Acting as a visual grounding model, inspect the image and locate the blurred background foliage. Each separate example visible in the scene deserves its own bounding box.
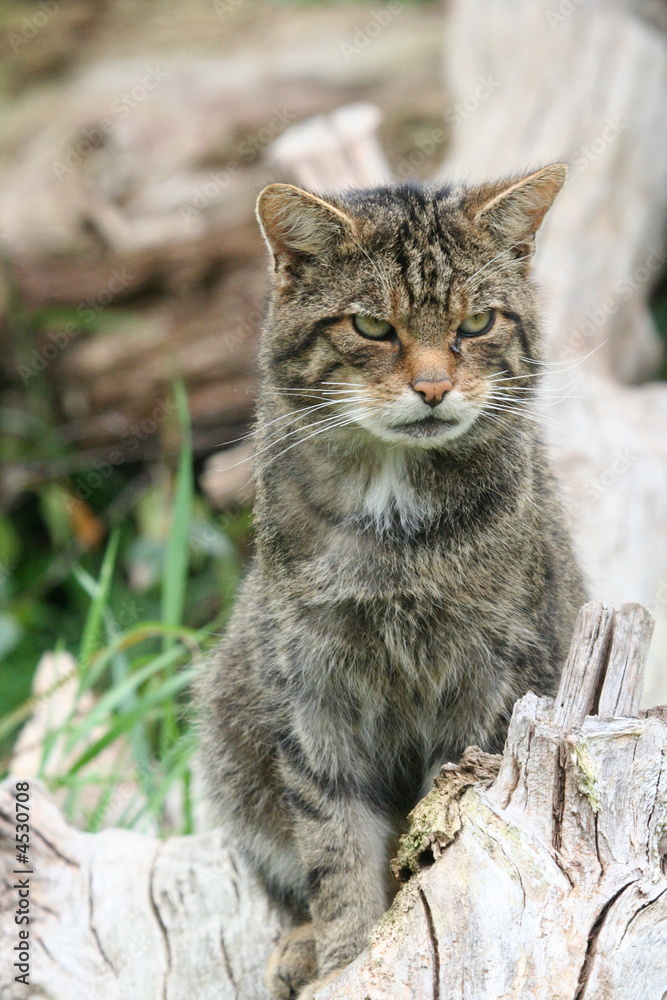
[0,374,251,834]
[0,0,666,836]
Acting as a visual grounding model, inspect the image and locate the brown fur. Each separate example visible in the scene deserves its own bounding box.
[196,166,586,998]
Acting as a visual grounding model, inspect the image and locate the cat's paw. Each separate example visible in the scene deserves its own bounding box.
[296,969,344,999]
[265,924,317,999]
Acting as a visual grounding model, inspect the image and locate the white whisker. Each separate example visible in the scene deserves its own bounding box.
[273,389,366,401]
[487,374,583,395]
[258,397,364,433]
[320,381,367,388]
[519,342,606,367]
[490,388,580,409]
[487,355,594,384]
[213,407,366,473]
[258,406,372,473]
[484,400,564,430]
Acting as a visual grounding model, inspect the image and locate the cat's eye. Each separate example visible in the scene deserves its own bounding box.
[457,309,495,337]
[352,315,395,340]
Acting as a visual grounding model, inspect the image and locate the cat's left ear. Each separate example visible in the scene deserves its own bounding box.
[469,163,567,256]
[256,184,357,273]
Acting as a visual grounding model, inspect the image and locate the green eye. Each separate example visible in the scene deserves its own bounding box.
[352,315,395,340]
[458,309,495,337]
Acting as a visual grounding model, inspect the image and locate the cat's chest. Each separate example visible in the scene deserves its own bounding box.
[352,451,429,533]
[275,451,527,656]
[289,546,513,698]
[289,520,527,687]
[298,510,490,607]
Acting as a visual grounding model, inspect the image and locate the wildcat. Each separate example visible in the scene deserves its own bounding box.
[196,165,586,999]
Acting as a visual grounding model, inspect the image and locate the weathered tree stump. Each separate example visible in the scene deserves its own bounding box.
[1,601,665,999]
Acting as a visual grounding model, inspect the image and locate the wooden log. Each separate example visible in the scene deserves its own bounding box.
[1,602,664,999]
[597,603,655,717]
[0,780,286,1000]
[551,600,616,728]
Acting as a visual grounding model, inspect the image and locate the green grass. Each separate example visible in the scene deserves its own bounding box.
[0,380,250,836]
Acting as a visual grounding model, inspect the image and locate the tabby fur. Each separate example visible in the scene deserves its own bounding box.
[196,165,586,999]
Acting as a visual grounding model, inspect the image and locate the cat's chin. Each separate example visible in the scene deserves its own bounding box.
[391,417,458,438]
[358,412,478,449]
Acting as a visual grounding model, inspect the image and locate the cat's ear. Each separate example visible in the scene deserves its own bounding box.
[256,184,356,272]
[469,164,567,255]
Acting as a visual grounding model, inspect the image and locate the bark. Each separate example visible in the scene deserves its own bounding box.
[320,602,667,1000]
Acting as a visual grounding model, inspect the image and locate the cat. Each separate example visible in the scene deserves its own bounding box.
[196,165,586,999]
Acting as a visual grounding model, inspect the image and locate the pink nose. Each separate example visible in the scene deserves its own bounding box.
[412,379,453,407]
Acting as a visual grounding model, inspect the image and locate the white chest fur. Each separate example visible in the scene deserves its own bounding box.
[357,451,434,532]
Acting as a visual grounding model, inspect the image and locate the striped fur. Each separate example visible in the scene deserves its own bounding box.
[196,167,586,998]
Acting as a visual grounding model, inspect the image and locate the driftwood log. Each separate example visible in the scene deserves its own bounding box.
[1,600,665,999]
[0,786,286,1000]
[321,602,667,999]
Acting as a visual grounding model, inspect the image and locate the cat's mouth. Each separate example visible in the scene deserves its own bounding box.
[390,416,459,437]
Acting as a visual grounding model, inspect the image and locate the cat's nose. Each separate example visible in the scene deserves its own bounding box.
[412,378,453,407]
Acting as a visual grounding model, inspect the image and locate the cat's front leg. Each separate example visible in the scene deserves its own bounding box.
[288,790,392,994]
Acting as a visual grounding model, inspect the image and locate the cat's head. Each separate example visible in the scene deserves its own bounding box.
[255,166,565,451]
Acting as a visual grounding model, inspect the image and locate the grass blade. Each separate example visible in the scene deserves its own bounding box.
[161,380,193,650]
[64,639,195,753]
[65,668,198,775]
[77,528,120,675]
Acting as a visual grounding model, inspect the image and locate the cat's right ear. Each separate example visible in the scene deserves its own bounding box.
[466,164,567,262]
[256,184,356,278]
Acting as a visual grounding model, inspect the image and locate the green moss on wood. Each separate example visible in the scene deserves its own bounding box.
[392,746,501,881]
